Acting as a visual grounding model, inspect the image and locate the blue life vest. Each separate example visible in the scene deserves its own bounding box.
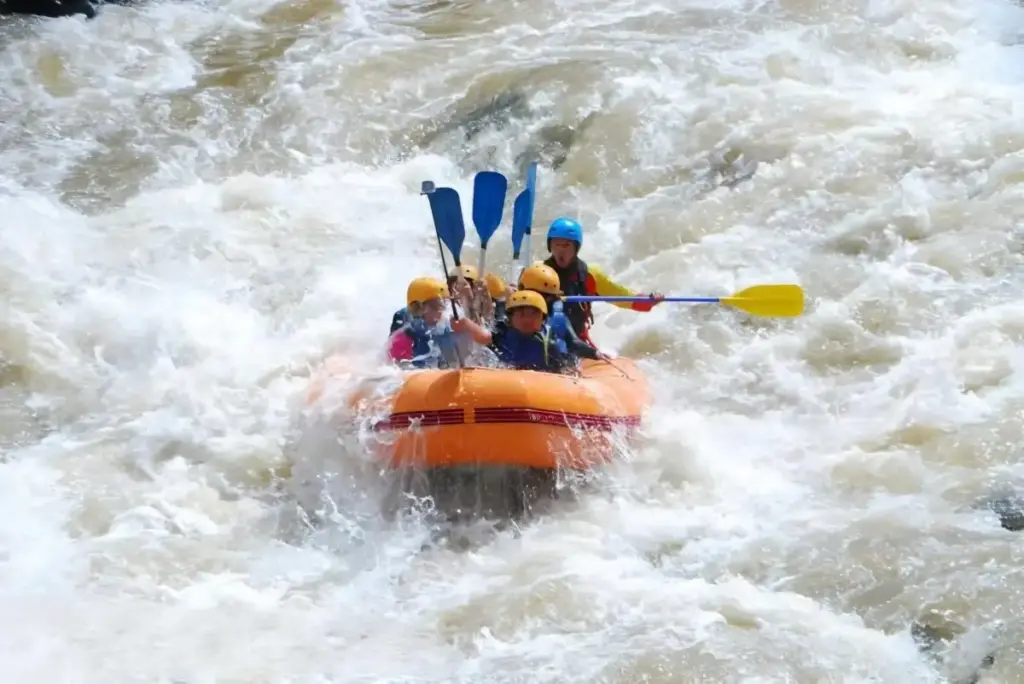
[402,318,460,369]
[492,323,566,372]
[390,307,410,335]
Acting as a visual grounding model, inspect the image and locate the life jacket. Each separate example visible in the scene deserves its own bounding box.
[491,323,565,373]
[544,256,594,338]
[389,307,410,335]
[394,319,454,369]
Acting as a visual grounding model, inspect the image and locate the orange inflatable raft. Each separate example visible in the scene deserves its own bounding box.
[305,358,652,471]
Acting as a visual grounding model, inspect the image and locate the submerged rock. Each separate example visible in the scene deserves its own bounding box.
[1,0,138,19]
[911,617,997,684]
[0,0,96,18]
[415,89,598,178]
[979,493,1024,531]
[414,88,762,197]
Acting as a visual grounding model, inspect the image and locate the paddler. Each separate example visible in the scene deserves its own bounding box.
[447,264,501,324]
[544,217,665,343]
[516,262,606,365]
[446,264,477,316]
[387,277,469,369]
[452,290,602,373]
[483,272,512,324]
[391,265,497,333]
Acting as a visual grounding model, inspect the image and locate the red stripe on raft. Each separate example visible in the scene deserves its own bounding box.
[371,407,640,432]
[372,409,464,431]
[475,407,640,429]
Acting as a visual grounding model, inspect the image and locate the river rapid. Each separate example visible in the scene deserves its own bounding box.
[3,0,1024,681]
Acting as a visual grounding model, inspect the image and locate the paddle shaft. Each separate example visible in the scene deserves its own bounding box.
[477,248,487,287]
[563,295,719,303]
[426,223,459,323]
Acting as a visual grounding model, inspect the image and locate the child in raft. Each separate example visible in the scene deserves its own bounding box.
[515,261,601,362]
[483,272,511,324]
[446,265,517,326]
[386,277,471,369]
[390,268,511,334]
[451,290,606,374]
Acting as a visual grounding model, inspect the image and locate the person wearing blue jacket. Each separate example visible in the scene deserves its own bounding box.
[514,262,602,365]
[387,277,470,369]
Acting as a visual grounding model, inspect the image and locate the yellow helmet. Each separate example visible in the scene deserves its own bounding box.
[518,262,562,296]
[448,264,479,282]
[506,289,549,316]
[483,272,508,299]
[406,277,450,307]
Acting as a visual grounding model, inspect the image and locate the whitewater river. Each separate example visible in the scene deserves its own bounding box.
[3,0,1024,680]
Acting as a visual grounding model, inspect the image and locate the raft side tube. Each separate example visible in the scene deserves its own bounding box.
[336,359,651,470]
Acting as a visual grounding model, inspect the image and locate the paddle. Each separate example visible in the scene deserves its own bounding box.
[421,181,466,320]
[471,171,508,280]
[420,180,469,368]
[562,284,806,318]
[511,162,538,268]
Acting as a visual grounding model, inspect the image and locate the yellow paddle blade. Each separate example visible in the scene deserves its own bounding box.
[720,284,805,318]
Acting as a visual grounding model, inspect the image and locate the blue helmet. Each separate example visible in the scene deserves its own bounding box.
[547,217,583,249]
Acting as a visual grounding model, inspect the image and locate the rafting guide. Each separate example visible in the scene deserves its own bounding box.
[543,216,665,344]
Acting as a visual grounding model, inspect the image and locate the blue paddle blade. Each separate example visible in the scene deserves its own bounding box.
[471,171,508,249]
[426,187,466,262]
[511,190,531,259]
[510,161,538,258]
